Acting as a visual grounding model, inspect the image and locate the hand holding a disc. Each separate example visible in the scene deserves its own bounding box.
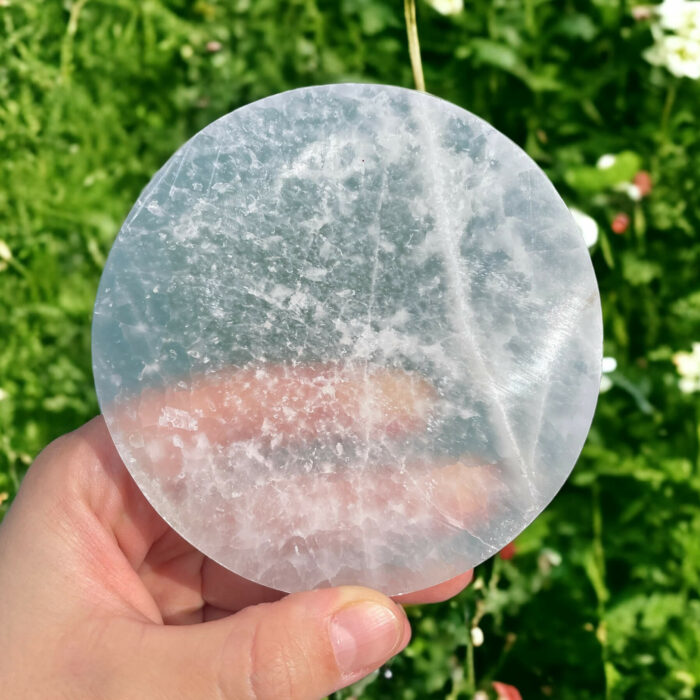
[0,368,473,699]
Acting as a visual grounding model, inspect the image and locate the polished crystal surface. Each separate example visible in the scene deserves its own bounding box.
[92,84,602,595]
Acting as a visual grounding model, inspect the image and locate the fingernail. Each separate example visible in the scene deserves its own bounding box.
[330,602,405,679]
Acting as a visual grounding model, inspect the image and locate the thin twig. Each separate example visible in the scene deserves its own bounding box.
[404,0,426,91]
[660,79,677,149]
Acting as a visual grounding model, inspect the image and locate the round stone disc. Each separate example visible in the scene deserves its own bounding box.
[92,84,602,595]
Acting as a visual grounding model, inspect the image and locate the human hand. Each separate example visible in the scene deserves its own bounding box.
[0,367,475,699]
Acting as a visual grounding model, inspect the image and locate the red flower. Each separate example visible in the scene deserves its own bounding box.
[499,541,517,560]
[493,681,523,700]
[611,213,629,234]
[633,171,652,197]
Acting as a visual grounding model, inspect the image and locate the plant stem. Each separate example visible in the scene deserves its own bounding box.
[404,0,426,91]
[591,481,614,700]
[695,401,700,475]
[660,80,677,148]
[60,0,90,84]
[465,631,476,695]
[524,0,536,36]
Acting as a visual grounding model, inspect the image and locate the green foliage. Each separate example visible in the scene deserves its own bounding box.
[1,0,700,697]
[564,151,642,193]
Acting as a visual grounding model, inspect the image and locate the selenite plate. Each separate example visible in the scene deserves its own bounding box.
[92,84,602,595]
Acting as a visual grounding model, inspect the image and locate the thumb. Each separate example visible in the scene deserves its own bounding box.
[130,586,411,699]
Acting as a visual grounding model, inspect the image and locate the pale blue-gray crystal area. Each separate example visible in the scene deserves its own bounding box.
[92,84,602,595]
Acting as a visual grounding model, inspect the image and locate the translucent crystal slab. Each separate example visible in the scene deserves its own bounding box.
[92,84,602,595]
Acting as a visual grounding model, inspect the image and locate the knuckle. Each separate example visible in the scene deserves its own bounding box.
[30,429,89,480]
[29,436,83,497]
[243,609,314,700]
[20,432,78,496]
[24,418,109,502]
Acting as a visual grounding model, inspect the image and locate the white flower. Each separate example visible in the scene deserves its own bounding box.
[664,34,700,77]
[657,0,700,39]
[602,356,618,373]
[538,548,563,574]
[426,0,463,15]
[644,2,700,78]
[596,154,617,169]
[542,548,563,566]
[673,343,700,376]
[615,182,643,201]
[570,208,599,247]
[645,33,700,78]
[0,388,8,401]
[673,343,700,393]
[0,240,12,261]
[471,626,485,647]
[679,377,700,393]
[600,356,617,392]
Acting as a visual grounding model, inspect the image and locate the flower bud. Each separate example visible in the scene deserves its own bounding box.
[611,213,630,234]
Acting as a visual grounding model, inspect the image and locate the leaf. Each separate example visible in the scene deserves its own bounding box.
[557,13,598,41]
[640,593,685,630]
[469,39,562,92]
[358,4,399,35]
[471,38,521,72]
[583,548,609,604]
[597,228,615,268]
[621,252,662,286]
[605,594,647,653]
[604,661,623,692]
[564,151,643,193]
[519,68,563,92]
[671,290,700,323]
[622,250,662,287]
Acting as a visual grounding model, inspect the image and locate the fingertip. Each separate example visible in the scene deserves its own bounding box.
[239,585,409,697]
[391,569,474,605]
[399,605,412,648]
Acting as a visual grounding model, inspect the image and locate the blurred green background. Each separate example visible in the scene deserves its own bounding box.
[2,1,700,697]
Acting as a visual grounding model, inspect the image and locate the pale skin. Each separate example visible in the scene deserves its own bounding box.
[0,368,474,699]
